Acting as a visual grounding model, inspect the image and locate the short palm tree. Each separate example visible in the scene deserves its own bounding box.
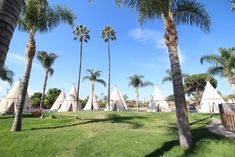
[11,0,75,132]
[37,51,58,110]
[83,69,106,110]
[102,26,116,111]
[128,74,153,112]
[117,0,211,148]
[0,66,14,85]
[162,69,189,84]
[200,47,235,96]
[73,24,90,110]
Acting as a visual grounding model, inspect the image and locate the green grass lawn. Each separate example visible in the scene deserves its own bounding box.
[0,112,234,157]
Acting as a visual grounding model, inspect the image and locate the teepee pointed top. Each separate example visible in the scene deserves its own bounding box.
[153,86,165,101]
[201,81,224,100]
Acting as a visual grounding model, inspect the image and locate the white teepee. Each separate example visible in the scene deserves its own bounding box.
[148,86,171,112]
[58,86,81,112]
[0,82,32,114]
[50,90,66,111]
[83,91,99,110]
[109,87,128,111]
[199,81,225,113]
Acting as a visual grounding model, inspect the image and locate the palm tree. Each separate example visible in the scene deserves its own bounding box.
[0,0,25,69]
[37,51,58,110]
[162,69,189,84]
[200,47,235,96]
[0,66,14,85]
[73,25,90,110]
[117,0,211,148]
[102,26,116,111]
[232,0,235,10]
[128,74,153,112]
[83,69,106,110]
[11,0,75,132]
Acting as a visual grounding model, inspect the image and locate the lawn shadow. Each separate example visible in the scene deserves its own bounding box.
[27,114,145,131]
[145,115,228,157]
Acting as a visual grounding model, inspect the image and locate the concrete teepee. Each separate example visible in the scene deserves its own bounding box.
[199,81,225,113]
[110,87,128,111]
[83,91,99,110]
[58,86,81,112]
[148,86,171,112]
[0,82,32,114]
[50,90,66,111]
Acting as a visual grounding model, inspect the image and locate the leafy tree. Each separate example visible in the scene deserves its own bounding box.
[0,66,14,85]
[117,0,211,148]
[184,73,217,106]
[44,88,61,109]
[102,26,116,111]
[128,74,153,111]
[123,94,128,102]
[11,0,75,132]
[162,69,189,84]
[80,97,89,108]
[73,24,90,110]
[37,51,58,110]
[0,0,24,69]
[30,92,42,108]
[166,94,175,102]
[200,48,235,96]
[83,69,106,110]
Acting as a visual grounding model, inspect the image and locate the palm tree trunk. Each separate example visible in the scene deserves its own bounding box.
[11,29,36,131]
[91,81,94,111]
[39,70,49,110]
[107,39,111,111]
[163,14,192,148]
[76,41,83,111]
[0,0,25,69]
[136,88,139,112]
[195,87,199,106]
[228,78,235,96]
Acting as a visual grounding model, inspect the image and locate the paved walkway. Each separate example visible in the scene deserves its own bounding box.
[207,118,235,139]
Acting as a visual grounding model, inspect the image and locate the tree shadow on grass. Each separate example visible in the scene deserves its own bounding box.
[145,116,228,157]
[27,114,145,131]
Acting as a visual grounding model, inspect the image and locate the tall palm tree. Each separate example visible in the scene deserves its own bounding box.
[102,26,116,111]
[201,47,235,96]
[73,24,90,110]
[0,0,25,69]
[117,0,211,148]
[11,0,75,132]
[37,51,58,110]
[128,74,153,112]
[83,69,106,110]
[0,66,14,85]
[232,0,235,10]
[162,69,189,84]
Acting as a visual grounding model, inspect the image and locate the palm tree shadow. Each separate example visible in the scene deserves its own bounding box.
[145,116,226,157]
[145,140,178,157]
[27,114,145,131]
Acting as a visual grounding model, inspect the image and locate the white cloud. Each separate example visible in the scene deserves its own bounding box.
[8,53,42,70]
[129,28,186,64]
[129,28,166,49]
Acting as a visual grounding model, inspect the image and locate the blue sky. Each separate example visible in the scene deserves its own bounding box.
[1,0,235,101]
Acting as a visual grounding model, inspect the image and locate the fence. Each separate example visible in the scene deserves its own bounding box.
[219,103,235,133]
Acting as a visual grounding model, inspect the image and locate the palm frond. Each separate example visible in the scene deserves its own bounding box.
[142,81,154,87]
[207,66,225,78]
[173,0,211,33]
[162,76,172,84]
[0,66,14,85]
[96,79,106,87]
